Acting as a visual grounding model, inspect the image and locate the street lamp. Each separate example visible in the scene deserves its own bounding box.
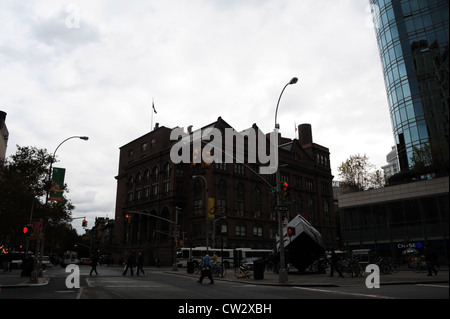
[192,175,209,252]
[274,77,298,283]
[30,135,89,283]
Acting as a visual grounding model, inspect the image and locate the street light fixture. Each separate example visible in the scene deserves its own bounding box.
[30,135,89,284]
[275,77,298,129]
[274,77,298,283]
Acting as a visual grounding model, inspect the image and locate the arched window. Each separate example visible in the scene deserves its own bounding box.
[143,169,150,184]
[151,166,159,183]
[135,172,142,185]
[163,162,171,179]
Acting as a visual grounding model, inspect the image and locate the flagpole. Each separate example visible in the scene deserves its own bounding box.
[151,97,154,130]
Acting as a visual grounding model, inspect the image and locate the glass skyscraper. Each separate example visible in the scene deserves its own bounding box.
[370,0,449,177]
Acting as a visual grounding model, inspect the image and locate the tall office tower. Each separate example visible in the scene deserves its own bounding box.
[370,0,449,178]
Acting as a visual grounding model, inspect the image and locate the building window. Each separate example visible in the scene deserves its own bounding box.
[253,187,261,218]
[234,164,245,175]
[176,165,183,178]
[308,196,315,223]
[141,142,147,152]
[136,172,142,185]
[269,227,277,239]
[143,169,150,184]
[163,181,170,197]
[127,175,134,189]
[151,166,159,183]
[306,179,313,191]
[253,225,263,237]
[194,199,203,215]
[128,148,134,158]
[217,179,227,215]
[236,224,246,237]
[236,183,245,216]
[163,162,171,179]
[151,185,158,198]
[215,162,227,170]
[321,182,329,194]
[150,138,155,148]
[127,191,133,202]
[294,175,302,188]
[323,200,330,225]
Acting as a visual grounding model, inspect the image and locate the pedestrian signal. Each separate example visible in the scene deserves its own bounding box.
[287,226,295,237]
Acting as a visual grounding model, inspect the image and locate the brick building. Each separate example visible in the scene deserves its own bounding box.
[113,117,336,266]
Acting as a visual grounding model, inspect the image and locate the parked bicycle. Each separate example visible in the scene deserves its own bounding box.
[211,262,226,278]
[236,264,251,278]
[409,258,440,273]
[338,257,363,277]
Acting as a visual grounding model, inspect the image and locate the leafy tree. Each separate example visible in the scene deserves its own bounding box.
[338,154,385,193]
[0,145,76,251]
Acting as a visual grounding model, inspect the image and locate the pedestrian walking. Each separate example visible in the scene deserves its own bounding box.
[197,252,214,284]
[89,253,99,276]
[329,248,343,278]
[424,245,438,276]
[123,252,135,276]
[136,251,145,276]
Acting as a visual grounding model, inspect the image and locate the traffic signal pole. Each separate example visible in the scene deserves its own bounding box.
[125,209,181,270]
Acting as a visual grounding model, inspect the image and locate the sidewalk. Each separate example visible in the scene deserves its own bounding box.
[166,266,449,287]
[0,269,50,288]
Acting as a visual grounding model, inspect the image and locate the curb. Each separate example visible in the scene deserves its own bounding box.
[0,277,50,289]
[164,270,449,288]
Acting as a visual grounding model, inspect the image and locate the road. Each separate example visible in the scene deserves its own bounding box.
[1,265,448,301]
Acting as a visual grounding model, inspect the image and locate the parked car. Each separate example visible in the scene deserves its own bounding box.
[41,256,53,269]
[240,258,258,271]
[80,258,92,265]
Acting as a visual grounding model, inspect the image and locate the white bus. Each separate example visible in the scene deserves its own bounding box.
[177,247,273,268]
[234,248,274,260]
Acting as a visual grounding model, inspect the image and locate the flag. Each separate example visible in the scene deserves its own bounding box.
[49,167,66,201]
[152,101,157,114]
[208,197,215,220]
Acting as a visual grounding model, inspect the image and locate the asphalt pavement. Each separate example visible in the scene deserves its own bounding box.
[1,264,448,289]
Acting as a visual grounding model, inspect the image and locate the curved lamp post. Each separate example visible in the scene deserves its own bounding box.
[31,135,89,283]
[274,77,298,283]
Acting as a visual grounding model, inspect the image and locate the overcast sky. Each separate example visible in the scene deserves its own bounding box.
[1,0,394,234]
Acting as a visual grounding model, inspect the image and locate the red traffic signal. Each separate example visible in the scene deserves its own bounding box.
[23,225,32,235]
[287,226,295,237]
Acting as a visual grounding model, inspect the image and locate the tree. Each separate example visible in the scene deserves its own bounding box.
[0,146,76,251]
[338,154,385,193]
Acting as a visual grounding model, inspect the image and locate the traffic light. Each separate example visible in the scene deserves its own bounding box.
[281,182,290,199]
[125,214,132,223]
[287,226,296,237]
[82,219,87,227]
[192,147,201,167]
[23,225,32,235]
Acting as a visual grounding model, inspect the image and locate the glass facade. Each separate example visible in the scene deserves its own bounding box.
[370,0,449,173]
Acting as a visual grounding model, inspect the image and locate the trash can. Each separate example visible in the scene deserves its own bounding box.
[187,261,194,274]
[253,260,264,280]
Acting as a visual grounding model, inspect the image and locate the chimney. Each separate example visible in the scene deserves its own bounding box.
[0,111,6,129]
[298,123,312,145]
